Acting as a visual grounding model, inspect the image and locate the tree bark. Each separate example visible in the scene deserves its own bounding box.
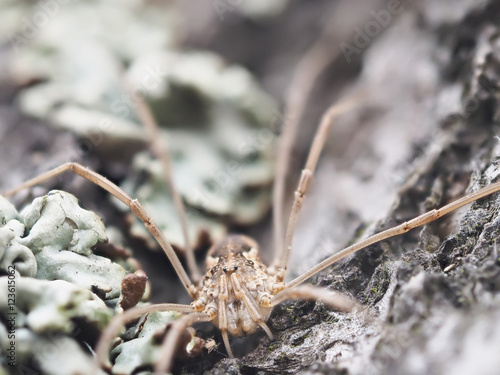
[200,1,500,374]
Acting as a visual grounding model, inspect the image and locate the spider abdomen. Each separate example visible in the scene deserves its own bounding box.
[192,235,276,337]
[225,294,273,336]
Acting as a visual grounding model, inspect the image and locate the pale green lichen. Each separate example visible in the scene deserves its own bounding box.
[0,277,110,334]
[6,0,277,250]
[0,190,202,374]
[20,49,278,251]
[0,196,36,277]
[5,328,105,375]
[118,51,276,249]
[0,191,150,374]
[18,191,126,298]
[21,191,107,256]
[0,272,112,375]
[110,311,181,375]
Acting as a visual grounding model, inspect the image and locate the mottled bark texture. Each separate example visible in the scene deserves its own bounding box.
[192,1,500,374]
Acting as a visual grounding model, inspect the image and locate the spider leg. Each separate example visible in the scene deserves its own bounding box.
[286,179,500,289]
[216,274,235,358]
[272,8,344,259]
[130,90,202,284]
[94,303,195,371]
[271,0,375,272]
[2,162,198,297]
[268,285,359,312]
[155,311,212,373]
[221,329,234,359]
[273,92,365,277]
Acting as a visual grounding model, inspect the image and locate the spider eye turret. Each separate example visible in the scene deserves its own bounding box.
[222,265,239,273]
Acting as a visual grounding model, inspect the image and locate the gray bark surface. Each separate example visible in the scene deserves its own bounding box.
[197,1,500,374]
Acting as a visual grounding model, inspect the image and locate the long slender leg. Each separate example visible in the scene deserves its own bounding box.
[155,312,212,373]
[285,180,500,289]
[2,162,198,297]
[268,285,359,313]
[94,303,195,370]
[271,1,384,269]
[274,92,365,276]
[131,92,202,284]
[272,7,345,266]
[216,274,235,358]
[221,330,234,359]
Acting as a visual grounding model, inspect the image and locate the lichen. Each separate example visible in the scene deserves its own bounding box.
[110,310,181,374]
[4,0,278,252]
[17,191,127,299]
[0,191,154,374]
[114,51,277,250]
[0,196,36,277]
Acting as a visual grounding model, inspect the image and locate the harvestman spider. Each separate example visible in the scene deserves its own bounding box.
[4,92,500,373]
[3,19,500,371]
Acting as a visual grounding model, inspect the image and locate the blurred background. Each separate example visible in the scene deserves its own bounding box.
[0,0,373,300]
[1,0,499,374]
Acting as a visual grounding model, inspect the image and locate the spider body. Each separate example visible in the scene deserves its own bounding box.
[193,235,280,342]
